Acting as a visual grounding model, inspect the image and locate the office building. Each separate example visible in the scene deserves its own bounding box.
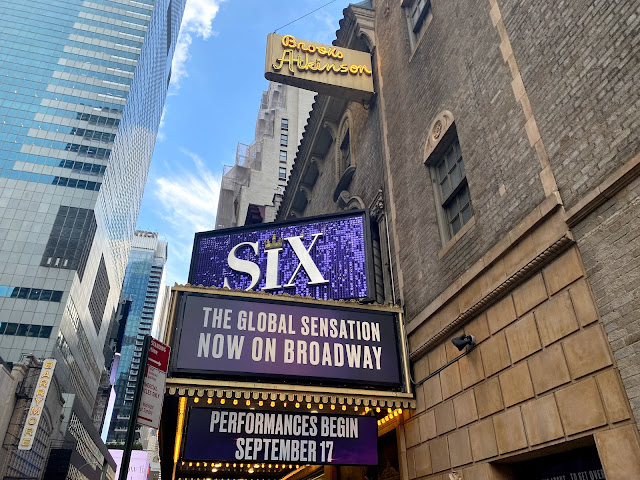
[0,0,184,477]
[215,82,314,229]
[106,230,167,444]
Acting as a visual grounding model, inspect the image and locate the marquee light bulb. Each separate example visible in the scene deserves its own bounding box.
[207,398,212,404]
[193,397,199,403]
[376,407,381,413]
[259,401,263,406]
[306,403,311,409]
[342,405,346,411]
[319,404,323,409]
[246,400,251,406]
[295,402,300,408]
[270,401,275,407]
[233,399,238,405]
[220,399,226,404]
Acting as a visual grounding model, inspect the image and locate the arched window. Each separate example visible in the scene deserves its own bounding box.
[424,111,473,243]
[340,127,351,172]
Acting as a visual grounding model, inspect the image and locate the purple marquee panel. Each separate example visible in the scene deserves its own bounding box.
[172,293,402,387]
[189,211,372,300]
[184,408,379,465]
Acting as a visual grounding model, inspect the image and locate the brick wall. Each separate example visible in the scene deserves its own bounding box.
[299,99,386,219]
[499,0,640,208]
[573,175,640,431]
[375,0,548,320]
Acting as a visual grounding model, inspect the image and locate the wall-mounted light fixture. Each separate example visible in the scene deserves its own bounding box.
[451,334,476,351]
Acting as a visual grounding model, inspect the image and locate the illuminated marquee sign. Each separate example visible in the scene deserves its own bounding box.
[189,210,374,301]
[18,359,56,450]
[265,33,374,103]
[169,289,404,389]
[184,408,378,465]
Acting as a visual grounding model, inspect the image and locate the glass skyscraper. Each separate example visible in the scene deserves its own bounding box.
[106,230,167,444]
[0,0,184,477]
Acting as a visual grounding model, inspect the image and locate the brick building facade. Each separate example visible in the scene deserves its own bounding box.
[278,0,640,478]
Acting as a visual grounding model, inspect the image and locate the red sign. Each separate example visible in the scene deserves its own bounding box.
[148,338,170,372]
[137,339,170,429]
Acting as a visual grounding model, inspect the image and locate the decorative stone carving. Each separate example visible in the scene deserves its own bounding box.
[424,110,455,164]
[369,189,385,221]
[337,190,365,210]
[333,165,357,202]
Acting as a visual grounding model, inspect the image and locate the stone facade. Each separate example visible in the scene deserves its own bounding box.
[278,0,640,478]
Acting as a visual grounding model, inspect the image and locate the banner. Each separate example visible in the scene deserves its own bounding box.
[184,408,378,465]
[18,359,56,450]
[172,292,402,387]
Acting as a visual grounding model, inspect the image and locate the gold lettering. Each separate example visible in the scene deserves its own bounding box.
[278,35,344,59]
[272,50,297,74]
[25,428,34,436]
[28,417,37,425]
[281,35,296,48]
[35,398,43,405]
[30,407,41,416]
[21,438,31,446]
[272,36,372,78]
[44,361,54,369]
[42,371,50,378]
[36,389,45,396]
[38,379,48,387]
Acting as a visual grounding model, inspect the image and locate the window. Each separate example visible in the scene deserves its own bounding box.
[279,150,287,163]
[280,134,288,147]
[281,118,289,131]
[340,128,351,171]
[404,0,432,47]
[278,167,287,181]
[432,138,472,239]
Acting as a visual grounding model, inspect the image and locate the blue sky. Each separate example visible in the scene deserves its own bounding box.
[136,0,350,286]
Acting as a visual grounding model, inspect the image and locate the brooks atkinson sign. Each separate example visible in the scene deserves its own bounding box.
[170,291,403,388]
[265,33,374,103]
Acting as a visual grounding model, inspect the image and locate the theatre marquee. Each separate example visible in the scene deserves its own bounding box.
[166,286,408,392]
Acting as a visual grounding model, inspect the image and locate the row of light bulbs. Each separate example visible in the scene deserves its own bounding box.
[190,396,402,415]
[377,408,403,425]
[182,462,300,470]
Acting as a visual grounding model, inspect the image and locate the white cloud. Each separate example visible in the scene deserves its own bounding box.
[170,0,222,90]
[313,8,340,45]
[153,149,221,284]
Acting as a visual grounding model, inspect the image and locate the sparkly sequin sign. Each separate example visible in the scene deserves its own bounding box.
[189,212,372,300]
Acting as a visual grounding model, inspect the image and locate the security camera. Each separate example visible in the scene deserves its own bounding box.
[451,334,476,351]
